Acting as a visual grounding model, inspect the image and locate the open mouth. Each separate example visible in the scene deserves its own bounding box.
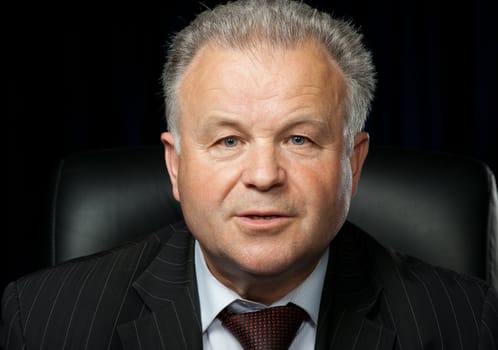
[247,215,280,220]
[235,212,292,232]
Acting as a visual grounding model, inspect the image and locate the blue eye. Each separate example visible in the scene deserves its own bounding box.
[290,135,307,145]
[222,137,239,147]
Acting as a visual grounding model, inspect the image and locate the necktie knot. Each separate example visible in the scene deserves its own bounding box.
[218,303,307,350]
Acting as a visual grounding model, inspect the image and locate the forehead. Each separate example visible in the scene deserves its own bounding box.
[177,40,347,125]
[183,38,344,86]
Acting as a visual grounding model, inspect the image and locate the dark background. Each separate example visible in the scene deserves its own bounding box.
[5,0,497,292]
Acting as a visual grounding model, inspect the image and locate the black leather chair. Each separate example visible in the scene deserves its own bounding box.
[49,145,498,290]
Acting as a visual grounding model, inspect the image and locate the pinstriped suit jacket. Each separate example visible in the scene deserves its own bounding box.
[1,221,497,349]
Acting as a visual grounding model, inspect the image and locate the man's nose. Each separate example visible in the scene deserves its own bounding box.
[241,143,286,191]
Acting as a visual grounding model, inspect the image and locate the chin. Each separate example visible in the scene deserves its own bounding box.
[235,247,305,277]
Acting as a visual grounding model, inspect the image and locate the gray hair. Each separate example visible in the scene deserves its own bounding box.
[162,0,376,152]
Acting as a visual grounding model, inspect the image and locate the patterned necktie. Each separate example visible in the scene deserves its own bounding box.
[218,303,307,350]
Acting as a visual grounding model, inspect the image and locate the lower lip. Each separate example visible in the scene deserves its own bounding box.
[235,216,292,232]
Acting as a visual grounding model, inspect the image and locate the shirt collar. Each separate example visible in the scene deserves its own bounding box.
[195,240,329,332]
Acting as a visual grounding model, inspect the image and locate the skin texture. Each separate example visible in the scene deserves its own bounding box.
[161,40,369,305]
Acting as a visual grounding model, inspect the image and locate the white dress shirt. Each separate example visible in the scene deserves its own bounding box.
[194,241,329,350]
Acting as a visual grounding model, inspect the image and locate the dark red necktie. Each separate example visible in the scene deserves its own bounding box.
[218,303,307,350]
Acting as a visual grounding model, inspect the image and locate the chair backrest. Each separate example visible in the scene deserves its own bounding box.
[50,145,498,290]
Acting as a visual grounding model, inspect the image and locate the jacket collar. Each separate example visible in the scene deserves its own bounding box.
[315,221,396,349]
[118,222,202,350]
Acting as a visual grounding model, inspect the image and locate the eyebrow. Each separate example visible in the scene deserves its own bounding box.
[198,114,245,130]
[280,117,331,132]
[194,115,244,140]
[197,113,332,134]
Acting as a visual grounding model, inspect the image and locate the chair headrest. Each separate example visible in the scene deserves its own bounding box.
[51,146,182,264]
[50,145,497,289]
[349,146,497,287]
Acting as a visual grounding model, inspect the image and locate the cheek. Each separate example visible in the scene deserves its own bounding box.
[338,159,353,201]
[176,155,241,208]
[328,162,353,226]
[176,168,222,240]
[302,159,352,223]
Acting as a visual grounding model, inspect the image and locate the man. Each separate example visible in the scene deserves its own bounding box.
[2,0,497,349]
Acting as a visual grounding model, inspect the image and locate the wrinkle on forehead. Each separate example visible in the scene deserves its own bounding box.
[178,40,347,134]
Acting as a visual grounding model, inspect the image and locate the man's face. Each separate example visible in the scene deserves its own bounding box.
[162,41,368,301]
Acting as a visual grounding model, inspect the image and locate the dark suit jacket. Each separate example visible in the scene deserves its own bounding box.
[1,221,497,349]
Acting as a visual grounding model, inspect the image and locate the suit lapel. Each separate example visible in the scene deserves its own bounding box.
[117,221,397,350]
[315,222,396,350]
[118,222,202,350]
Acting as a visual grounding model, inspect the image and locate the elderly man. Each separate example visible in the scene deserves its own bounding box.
[2,0,497,349]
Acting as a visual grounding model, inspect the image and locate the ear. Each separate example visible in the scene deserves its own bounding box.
[161,132,181,202]
[349,132,369,197]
